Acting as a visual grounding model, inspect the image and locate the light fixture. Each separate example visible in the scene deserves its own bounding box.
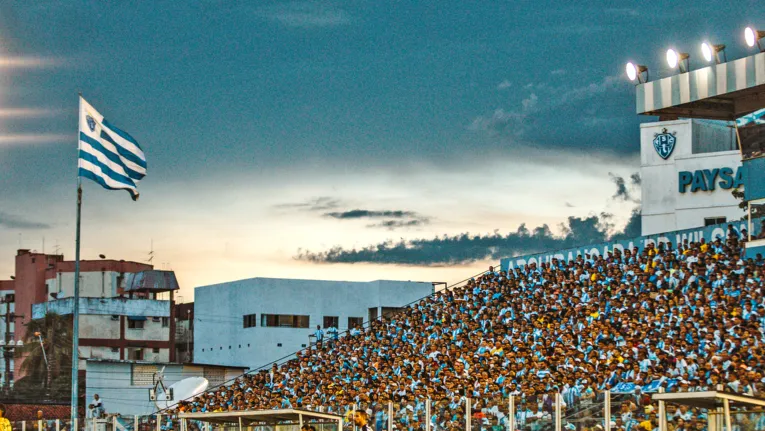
[15,340,23,347]
[746,27,765,52]
[625,62,649,83]
[701,42,726,64]
[667,48,690,73]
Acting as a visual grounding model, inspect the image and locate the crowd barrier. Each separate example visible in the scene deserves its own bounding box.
[18,386,765,431]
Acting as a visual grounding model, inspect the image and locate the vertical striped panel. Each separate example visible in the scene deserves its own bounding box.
[736,57,748,90]
[746,55,757,88]
[669,74,681,106]
[727,61,738,92]
[716,63,727,95]
[679,72,690,104]
[654,79,665,110]
[636,84,645,113]
[644,82,654,112]
[696,67,709,100]
[755,52,765,85]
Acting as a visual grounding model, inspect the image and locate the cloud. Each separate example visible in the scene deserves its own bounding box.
[0,133,72,146]
[609,172,630,201]
[565,202,575,208]
[0,108,62,118]
[295,210,641,265]
[367,219,429,230]
[274,196,342,211]
[468,108,525,137]
[497,80,512,91]
[630,173,641,186]
[468,74,632,153]
[609,172,641,203]
[324,209,417,219]
[0,56,59,69]
[521,93,538,112]
[296,173,642,265]
[550,69,566,76]
[258,2,351,28]
[0,211,51,230]
[324,209,431,230]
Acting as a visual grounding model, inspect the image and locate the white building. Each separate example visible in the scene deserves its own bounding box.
[641,118,742,235]
[85,359,246,416]
[194,278,433,370]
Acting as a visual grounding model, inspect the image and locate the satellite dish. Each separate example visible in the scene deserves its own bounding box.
[154,376,208,410]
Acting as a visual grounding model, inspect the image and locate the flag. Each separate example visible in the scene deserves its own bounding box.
[78,97,146,200]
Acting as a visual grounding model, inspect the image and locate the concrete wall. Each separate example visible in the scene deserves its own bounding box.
[641,119,743,235]
[46,271,120,299]
[32,298,171,319]
[194,278,432,371]
[85,361,246,416]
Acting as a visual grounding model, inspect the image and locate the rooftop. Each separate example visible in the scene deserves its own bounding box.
[85,358,248,370]
[636,51,765,120]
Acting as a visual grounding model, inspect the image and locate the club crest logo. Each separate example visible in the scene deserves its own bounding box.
[86,115,97,132]
[653,128,676,160]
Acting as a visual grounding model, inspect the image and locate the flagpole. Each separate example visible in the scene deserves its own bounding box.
[71,94,82,421]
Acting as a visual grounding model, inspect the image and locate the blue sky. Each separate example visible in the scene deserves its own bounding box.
[0,1,758,300]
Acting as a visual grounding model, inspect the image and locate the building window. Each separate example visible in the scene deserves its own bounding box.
[161,317,170,327]
[704,217,726,226]
[111,347,119,353]
[153,348,160,354]
[260,314,309,328]
[348,317,363,329]
[243,314,257,328]
[128,319,145,329]
[128,349,145,362]
[323,316,339,328]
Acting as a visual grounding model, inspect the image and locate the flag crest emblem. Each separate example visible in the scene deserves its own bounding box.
[653,128,676,160]
[86,115,96,132]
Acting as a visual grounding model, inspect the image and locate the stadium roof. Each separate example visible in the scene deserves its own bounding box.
[636,52,765,120]
[179,409,342,425]
[653,390,765,409]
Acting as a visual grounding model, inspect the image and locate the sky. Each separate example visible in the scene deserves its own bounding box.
[0,1,759,301]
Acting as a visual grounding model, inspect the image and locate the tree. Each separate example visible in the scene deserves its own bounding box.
[19,313,73,393]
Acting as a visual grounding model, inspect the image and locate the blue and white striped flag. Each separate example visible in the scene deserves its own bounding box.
[78,97,146,200]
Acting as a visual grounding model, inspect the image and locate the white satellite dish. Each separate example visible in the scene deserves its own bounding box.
[154,376,209,410]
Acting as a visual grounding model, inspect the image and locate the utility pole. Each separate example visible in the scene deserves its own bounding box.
[1,294,22,394]
[4,301,10,392]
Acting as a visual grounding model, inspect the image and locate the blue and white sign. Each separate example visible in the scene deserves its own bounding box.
[500,218,760,272]
[653,128,676,160]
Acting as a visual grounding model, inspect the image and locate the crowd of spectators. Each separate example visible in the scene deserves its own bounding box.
[174,228,765,431]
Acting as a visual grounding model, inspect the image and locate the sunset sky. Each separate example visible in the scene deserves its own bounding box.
[0,1,756,301]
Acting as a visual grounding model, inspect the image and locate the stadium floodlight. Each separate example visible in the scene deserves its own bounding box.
[625,62,648,83]
[746,27,765,52]
[667,48,690,73]
[701,42,726,64]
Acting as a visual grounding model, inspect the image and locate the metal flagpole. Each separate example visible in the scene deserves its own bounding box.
[71,94,83,421]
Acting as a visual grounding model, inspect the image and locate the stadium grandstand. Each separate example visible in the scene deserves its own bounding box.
[167,229,765,431]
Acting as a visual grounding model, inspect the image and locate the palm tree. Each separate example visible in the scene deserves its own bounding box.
[20,313,73,390]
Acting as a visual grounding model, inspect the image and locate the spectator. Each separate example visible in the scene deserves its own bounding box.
[0,405,9,431]
[170,234,764,431]
[314,325,324,348]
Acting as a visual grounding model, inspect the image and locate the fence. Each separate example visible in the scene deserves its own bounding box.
[15,387,754,431]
